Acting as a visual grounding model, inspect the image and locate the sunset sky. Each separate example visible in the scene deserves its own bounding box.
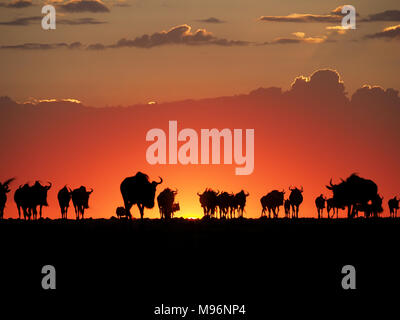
[0,0,399,219]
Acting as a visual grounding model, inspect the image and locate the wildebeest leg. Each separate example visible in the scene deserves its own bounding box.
[17,205,21,219]
[137,203,144,219]
[39,205,43,219]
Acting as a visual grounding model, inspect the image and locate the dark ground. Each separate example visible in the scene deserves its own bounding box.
[0,217,398,317]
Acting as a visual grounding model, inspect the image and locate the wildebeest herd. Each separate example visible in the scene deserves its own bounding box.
[0,172,399,220]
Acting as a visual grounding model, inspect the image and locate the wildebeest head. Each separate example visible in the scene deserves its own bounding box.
[32,181,52,206]
[0,178,14,195]
[289,186,303,206]
[72,186,93,209]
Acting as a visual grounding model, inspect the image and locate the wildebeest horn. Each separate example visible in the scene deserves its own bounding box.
[89,188,94,193]
[289,185,293,191]
[155,177,163,185]
[300,186,303,192]
[329,179,334,187]
[197,192,201,196]
[245,192,250,196]
[46,181,52,188]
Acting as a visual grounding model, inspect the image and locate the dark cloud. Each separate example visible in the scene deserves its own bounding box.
[269,34,326,45]
[0,16,106,26]
[365,24,400,40]
[362,10,400,22]
[259,13,341,23]
[196,17,225,24]
[57,0,110,13]
[107,24,250,49]
[87,43,106,50]
[286,69,348,104]
[351,85,400,107]
[59,17,107,25]
[0,0,32,8]
[0,16,40,26]
[258,6,359,23]
[0,42,82,50]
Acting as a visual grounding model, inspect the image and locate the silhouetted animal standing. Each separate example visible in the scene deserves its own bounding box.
[58,186,72,219]
[198,189,219,218]
[0,178,14,219]
[116,206,132,219]
[30,181,52,219]
[71,186,93,219]
[235,190,249,218]
[315,194,326,219]
[261,190,284,218]
[289,186,303,218]
[14,184,30,219]
[120,172,162,219]
[326,197,344,218]
[13,181,51,219]
[388,197,399,218]
[327,174,379,218]
[157,188,179,219]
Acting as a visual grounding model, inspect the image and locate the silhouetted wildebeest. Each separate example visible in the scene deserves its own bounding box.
[14,184,30,219]
[354,193,383,218]
[315,194,326,219]
[326,174,379,218]
[116,206,132,219]
[234,190,249,218]
[120,172,162,219]
[198,188,219,218]
[388,196,399,218]
[157,188,180,219]
[13,181,51,220]
[0,178,14,219]
[71,186,93,220]
[260,190,284,218]
[31,181,52,219]
[58,186,72,219]
[326,197,344,218]
[289,186,303,218]
[217,192,232,219]
[284,199,291,218]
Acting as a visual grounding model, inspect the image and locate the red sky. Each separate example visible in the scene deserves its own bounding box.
[1,1,399,219]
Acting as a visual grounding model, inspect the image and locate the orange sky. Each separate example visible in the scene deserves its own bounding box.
[1,1,400,219]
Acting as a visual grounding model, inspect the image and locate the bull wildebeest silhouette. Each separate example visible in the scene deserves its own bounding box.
[58,186,72,219]
[388,196,399,218]
[120,172,162,219]
[0,178,14,219]
[157,188,180,219]
[260,190,284,218]
[289,186,303,218]
[71,186,93,220]
[234,190,249,218]
[315,194,326,219]
[13,181,51,220]
[198,188,219,218]
[116,206,132,219]
[326,174,379,218]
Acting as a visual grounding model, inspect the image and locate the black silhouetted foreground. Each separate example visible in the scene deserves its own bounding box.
[0,216,399,317]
